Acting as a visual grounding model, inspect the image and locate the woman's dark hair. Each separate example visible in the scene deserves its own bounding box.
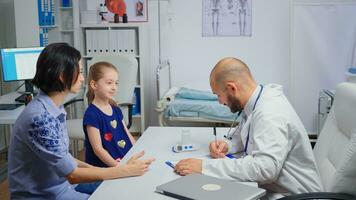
[32,43,81,94]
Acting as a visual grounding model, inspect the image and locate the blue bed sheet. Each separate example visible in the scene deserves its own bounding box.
[164,88,237,122]
[175,87,218,101]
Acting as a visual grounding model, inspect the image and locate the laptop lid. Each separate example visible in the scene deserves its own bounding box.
[156,173,266,200]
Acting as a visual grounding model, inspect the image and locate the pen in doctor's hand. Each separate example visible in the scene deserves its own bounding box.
[213,126,217,146]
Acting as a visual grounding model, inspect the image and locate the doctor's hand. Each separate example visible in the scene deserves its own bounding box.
[174,158,202,176]
[209,140,228,158]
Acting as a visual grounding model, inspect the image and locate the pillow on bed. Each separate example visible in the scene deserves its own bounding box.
[176,87,218,101]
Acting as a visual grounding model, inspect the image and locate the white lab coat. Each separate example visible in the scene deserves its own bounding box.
[202,84,323,199]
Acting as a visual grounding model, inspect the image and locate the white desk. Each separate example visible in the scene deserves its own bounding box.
[90,126,229,200]
[0,92,25,124]
[0,90,83,125]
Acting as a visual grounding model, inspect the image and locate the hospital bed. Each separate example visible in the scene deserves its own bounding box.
[155,61,239,127]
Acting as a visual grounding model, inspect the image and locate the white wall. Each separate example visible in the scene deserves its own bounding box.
[290,0,356,133]
[147,0,291,126]
[80,0,355,133]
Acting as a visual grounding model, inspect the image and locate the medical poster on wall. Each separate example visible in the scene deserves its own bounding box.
[125,0,148,22]
[202,0,252,37]
[105,0,148,22]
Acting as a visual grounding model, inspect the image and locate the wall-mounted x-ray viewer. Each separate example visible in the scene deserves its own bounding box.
[0,47,43,99]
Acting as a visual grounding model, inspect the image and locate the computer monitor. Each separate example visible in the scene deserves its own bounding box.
[0,47,43,94]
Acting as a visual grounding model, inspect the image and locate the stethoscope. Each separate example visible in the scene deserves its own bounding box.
[224,85,264,157]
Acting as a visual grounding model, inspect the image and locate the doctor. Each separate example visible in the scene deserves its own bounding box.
[175,57,322,198]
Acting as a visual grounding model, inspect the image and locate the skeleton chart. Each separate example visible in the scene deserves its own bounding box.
[202,0,252,37]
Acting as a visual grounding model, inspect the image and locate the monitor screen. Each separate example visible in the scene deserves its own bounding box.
[0,47,43,82]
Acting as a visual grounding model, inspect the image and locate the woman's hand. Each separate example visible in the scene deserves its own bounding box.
[124,151,155,176]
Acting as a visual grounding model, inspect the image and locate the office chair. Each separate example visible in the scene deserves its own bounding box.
[66,54,138,158]
[278,82,356,200]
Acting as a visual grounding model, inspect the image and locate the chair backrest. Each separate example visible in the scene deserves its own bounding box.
[313,82,356,195]
[87,54,138,105]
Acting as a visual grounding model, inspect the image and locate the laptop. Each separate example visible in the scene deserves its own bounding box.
[156,173,266,200]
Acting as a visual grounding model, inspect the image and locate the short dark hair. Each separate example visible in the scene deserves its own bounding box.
[32,43,81,94]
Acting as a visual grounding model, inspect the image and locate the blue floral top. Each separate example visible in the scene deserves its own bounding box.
[8,91,89,200]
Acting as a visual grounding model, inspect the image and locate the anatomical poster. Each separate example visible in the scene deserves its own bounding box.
[202,0,252,37]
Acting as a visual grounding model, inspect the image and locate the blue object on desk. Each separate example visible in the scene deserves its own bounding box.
[165,161,175,169]
[225,154,235,159]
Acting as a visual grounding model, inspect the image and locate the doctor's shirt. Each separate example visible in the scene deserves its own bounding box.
[202,84,322,199]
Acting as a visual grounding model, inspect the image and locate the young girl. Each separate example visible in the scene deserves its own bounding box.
[83,61,136,167]
[8,43,154,200]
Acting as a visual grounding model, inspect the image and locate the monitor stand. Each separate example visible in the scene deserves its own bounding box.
[25,80,34,94]
[15,80,37,103]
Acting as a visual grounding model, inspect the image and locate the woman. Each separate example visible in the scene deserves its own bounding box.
[7,43,154,200]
